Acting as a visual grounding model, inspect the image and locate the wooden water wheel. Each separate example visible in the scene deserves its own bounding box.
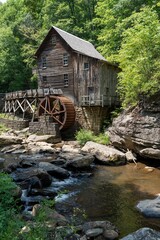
[38,96,75,130]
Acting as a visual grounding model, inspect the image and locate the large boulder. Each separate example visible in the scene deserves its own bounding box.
[108,93,160,159]
[121,227,160,240]
[0,133,23,147]
[11,168,52,187]
[81,141,126,165]
[26,134,61,144]
[65,154,94,169]
[38,162,70,179]
[136,196,160,218]
[62,144,81,154]
[26,142,55,154]
[1,144,26,154]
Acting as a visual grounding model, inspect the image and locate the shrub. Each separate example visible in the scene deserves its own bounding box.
[0,173,22,240]
[75,129,110,146]
[94,133,110,145]
[75,129,95,145]
[0,173,51,240]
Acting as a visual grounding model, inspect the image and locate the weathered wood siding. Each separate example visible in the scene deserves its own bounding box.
[73,53,100,104]
[36,29,119,107]
[36,29,74,101]
[99,64,119,106]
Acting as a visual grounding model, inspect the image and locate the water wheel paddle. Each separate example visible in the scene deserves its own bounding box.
[38,96,75,130]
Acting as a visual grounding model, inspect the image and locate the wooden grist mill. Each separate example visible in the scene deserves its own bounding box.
[4,88,75,130]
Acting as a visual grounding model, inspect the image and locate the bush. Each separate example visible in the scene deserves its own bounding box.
[75,129,110,146]
[75,129,95,145]
[0,173,51,240]
[94,133,110,145]
[0,173,22,240]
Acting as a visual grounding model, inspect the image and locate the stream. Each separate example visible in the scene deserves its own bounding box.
[54,162,160,238]
[1,153,160,238]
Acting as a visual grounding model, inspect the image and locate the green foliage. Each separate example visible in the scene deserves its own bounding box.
[94,133,110,145]
[75,129,95,145]
[75,129,110,146]
[95,0,159,61]
[0,0,98,92]
[0,173,53,240]
[0,0,159,108]
[95,0,160,106]
[0,173,22,240]
[0,123,9,134]
[110,107,122,120]
[117,7,160,107]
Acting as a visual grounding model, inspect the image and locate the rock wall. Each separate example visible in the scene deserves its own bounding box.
[29,115,61,138]
[108,92,160,159]
[0,118,29,130]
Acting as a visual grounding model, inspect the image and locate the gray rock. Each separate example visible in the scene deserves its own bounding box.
[39,162,70,179]
[86,228,103,237]
[1,144,25,154]
[30,188,57,197]
[120,227,160,240]
[19,153,53,162]
[27,134,61,144]
[58,152,83,161]
[136,196,160,217]
[0,134,22,146]
[109,93,160,159]
[103,229,119,239]
[27,141,55,154]
[50,159,66,166]
[11,168,52,187]
[66,154,94,169]
[62,144,81,153]
[82,141,126,165]
[140,148,160,159]
[82,221,118,235]
[80,236,87,240]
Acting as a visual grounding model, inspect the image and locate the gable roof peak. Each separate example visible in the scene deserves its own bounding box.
[52,26,106,61]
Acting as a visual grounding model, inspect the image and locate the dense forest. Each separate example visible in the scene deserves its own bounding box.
[0,0,159,107]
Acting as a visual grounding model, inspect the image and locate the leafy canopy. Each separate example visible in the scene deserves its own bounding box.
[117,7,160,107]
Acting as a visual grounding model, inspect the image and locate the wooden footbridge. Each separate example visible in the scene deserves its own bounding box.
[4,88,75,130]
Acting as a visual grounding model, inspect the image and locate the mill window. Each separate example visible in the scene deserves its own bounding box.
[42,76,47,82]
[63,53,68,66]
[42,56,47,68]
[51,36,56,46]
[84,62,89,70]
[64,74,69,87]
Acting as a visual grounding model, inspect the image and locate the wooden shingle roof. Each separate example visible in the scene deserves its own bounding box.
[35,26,106,61]
[53,26,106,61]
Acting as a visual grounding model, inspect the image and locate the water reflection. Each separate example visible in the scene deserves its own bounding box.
[1,151,160,238]
[55,163,160,237]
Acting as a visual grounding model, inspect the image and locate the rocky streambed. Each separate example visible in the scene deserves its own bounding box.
[0,129,160,239]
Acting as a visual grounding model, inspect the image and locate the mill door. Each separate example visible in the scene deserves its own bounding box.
[88,87,95,104]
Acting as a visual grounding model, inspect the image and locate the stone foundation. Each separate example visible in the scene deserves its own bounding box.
[0,118,29,130]
[29,115,61,138]
[75,106,110,133]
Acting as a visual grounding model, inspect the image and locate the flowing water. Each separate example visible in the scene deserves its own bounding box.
[1,152,160,238]
[54,162,160,238]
